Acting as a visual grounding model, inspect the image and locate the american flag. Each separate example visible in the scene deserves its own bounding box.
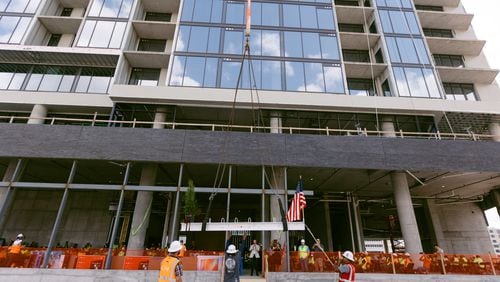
[286,177,306,222]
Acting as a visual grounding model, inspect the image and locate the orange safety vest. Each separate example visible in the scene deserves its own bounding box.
[339,263,356,282]
[8,244,21,254]
[179,245,186,257]
[158,256,180,282]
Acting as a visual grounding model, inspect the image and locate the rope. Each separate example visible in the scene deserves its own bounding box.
[130,200,152,236]
[305,224,336,268]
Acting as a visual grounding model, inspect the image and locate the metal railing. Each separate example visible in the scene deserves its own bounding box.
[0,115,495,142]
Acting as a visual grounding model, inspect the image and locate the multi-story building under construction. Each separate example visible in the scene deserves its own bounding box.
[1,0,500,257]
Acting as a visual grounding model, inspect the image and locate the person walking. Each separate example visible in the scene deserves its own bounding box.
[223,244,241,282]
[338,251,356,282]
[179,240,187,257]
[298,239,310,272]
[158,240,183,282]
[249,239,260,276]
[312,238,325,272]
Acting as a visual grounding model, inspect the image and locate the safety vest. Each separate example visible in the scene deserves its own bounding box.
[179,245,186,257]
[158,256,180,282]
[339,264,356,282]
[8,244,21,254]
[298,245,309,259]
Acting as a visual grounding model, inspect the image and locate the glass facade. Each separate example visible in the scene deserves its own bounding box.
[0,64,114,94]
[170,0,345,94]
[0,0,40,44]
[376,0,443,98]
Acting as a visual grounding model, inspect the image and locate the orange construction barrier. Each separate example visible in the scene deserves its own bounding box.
[75,255,106,269]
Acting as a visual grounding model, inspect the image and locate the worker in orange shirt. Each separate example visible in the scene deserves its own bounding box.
[8,234,24,255]
[179,240,187,257]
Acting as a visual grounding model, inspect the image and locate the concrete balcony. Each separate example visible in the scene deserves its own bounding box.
[413,0,459,7]
[426,37,485,56]
[437,66,499,84]
[58,0,90,8]
[335,6,374,25]
[131,21,176,40]
[339,32,380,50]
[38,16,83,34]
[140,0,180,14]
[417,10,473,30]
[123,51,171,68]
[344,62,387,79]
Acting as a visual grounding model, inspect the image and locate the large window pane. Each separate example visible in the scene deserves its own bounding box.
[285,62,305,91]
[379,11,393,33]
[251,2,262,26]
[317,8,335,30]
[413,38,430,64]
[25,73,43,91]
[0,0,10,12]
[406,67,428,97]
[302,33,321,59]
[118,0,133,18]
[6,0,29,12]
[283,4,300,28]
[100,0,122,18]
[397,38,419,64]
[193,0,211,22]
[320,35,340,60]
[300,5,318,29]
[261,61,281,90]
[38,67,64,91]
[0,16,20,43]
[109,22,126,48]
[324,65,344,93]
[221,60,241,88]
[304,63,325,92]
[203,58,218,87]
[59,75,75,92]
[75,76,91,92]
[223,30,244,54]
[170,56,186,86]
[25,0,41,13]
[284,32,302,58]
[0,72,14,89]
[211,0,223,23]
[77,20,95,47]
[261,30,280,56]
[226,2,244,24]
[181,0,195,21]
[404,12,420,35]
[89,21,114,47]
[176,26,190,51]
[390,11,410,34]
[188,26,209,52]
[8,73,26,90]
[423,68,441,98]
[88,76,110,92]
[207,28,220,53]
[261,3,279,26]
[393,67,410,97]
[9,17,31,44]
[183,57,205,86]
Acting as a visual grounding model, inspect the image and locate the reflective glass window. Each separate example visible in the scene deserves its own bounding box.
[393,67,410,96]
[223,29,244,54]
[379,11,393,33]
[77,20,96,47]
[405,67,428,97]
[261,60,281,90]
[75,76,91,92]
[283,4,300,28]
[89,21,114,47]
[181,0,194,21]
[0,16,19,43]
[261,3,279,26]
[188,26,209,52]
[0,0,9,12]
[183,57,205,86]
[5,0,28,12]
[226,2,244,24]
[25,0,40,13]
[176,26,189,52]
[0,66,14,89]
[99,0,122,18]
[324,65,344,93]
[413,38,430,64]
[129,68,159,86]
[207,28,221,53]
[38,66,64,91]
[303,33,321,58]
[304,63,325,92]
[390,11,410,34]
[404,12,420,34]
[204,58,218,87]
[285,62,305,91]
[88,76,111,92]
[89,0,133,18]
[261,30,280,57]
[423,68,441,98]
[252,2,262,26]
[221,60,241,88]
[59,75,75,92]
[8,73,26,90]
[170,56,186,86]
[211,0,223,23]
[193,0,211,22]
[284,32,302,58]
[386,37,400,62]
[320,35,340,60]
[397,38,419,64]
[109,22,126,48]
[300,5,318,29]
[77,20,125,48]
[317,8,335,30]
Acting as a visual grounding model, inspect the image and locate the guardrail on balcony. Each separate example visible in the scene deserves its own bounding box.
[0,115,494,142]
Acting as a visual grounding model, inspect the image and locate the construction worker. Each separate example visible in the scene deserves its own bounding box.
[158,240,183,282]
[223,244,240,282]
[298,239,310,272]
[8,234,24,254]
[338,250,356,282]
[179,240,187,257]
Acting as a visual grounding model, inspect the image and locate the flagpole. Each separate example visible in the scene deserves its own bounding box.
[284,167,290,272]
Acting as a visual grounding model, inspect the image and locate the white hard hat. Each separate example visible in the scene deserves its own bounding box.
[227,244,238,254]
[342,251,355,262]
[300,239,305,243]
[168,240,182,253]
[16,234,24,238]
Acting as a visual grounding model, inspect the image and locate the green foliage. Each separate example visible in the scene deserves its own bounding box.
[183,179,199,217]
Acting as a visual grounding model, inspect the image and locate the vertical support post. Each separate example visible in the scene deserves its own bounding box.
[352,194,364,252]
[161,193,173,248]
[105,162,131,269]
[324,201,334,252]
[225,166,232,244]
[42,161,77,268]
[169,164,184,243]
[284,167,290,272]
[346,193,356,253]
[0,159,24,235]
[261,165,266,273]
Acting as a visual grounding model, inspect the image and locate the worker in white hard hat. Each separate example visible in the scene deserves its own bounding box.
[8,234,24,254]
[298,239,310,272]
[223,244,240,282]
[338,250,356,282]
[158,240,183,282]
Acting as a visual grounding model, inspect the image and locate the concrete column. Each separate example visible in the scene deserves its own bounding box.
[127,108,166,253]
[381,117,396,137]
[269,112,285,244]
[391,172,423,254]
[488,122,500,142]
[28,104,48,124]
[324,201,334,251]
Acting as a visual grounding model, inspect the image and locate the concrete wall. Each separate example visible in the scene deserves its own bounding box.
[1,190,115,248]
[426,199,494,254]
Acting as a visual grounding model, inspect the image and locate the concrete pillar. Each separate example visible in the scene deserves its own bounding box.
[391,172,423,254]
[381,117,396,137]
[127,108,166,253]
[488,122,500,142]
[269,112,285,244]
[324,201,334,251]
[28,104,48,124]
